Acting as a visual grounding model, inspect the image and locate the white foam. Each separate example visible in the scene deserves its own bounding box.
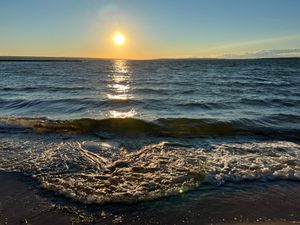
[1,139,300,204]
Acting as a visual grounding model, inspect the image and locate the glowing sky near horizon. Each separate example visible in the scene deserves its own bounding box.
[0,0,300,59]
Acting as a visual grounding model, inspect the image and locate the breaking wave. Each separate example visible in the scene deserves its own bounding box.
[1,116,300,138]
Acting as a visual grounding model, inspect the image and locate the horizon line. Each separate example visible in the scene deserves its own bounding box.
[1,55,300,62]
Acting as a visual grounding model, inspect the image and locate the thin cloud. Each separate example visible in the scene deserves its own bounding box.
[222,48,300,59]
[209,34,300,52]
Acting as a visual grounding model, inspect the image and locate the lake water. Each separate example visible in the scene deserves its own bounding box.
[1,58,300,223]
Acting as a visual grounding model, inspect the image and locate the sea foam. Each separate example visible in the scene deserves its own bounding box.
[1,139,300,204]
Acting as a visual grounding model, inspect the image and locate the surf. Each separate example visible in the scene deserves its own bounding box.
[1,116,299,139]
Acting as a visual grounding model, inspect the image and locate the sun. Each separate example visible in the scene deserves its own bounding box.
[113,33,125,46]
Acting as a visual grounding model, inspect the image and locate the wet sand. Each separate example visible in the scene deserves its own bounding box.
[1,171,300,225]
[0,172,72,225]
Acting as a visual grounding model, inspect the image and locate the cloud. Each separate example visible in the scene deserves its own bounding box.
[222,48,300,59]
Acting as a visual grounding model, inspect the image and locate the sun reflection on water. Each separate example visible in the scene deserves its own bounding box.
[107,60,133,101]
[109,109,137,118]
[107,60,137,118]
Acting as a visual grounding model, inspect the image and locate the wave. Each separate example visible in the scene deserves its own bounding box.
[0,98,144,113]
[1,139,300,204]
[240,98,300,107]
[0,86,91,92]
[176,102,233,110]
[1,116,300,138]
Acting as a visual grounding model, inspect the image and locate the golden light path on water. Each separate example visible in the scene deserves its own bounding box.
[107,60,137,118]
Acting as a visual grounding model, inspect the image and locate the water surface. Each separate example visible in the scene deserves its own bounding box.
[1,58,300,207]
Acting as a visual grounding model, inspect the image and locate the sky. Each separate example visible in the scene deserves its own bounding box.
[0,0,300,59]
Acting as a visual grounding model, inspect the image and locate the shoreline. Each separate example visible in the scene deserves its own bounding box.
[1,171,300,225]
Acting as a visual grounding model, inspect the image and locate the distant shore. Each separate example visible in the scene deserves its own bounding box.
[0,56,300,62]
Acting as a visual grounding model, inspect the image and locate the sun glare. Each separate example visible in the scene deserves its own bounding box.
[114,33,125,46]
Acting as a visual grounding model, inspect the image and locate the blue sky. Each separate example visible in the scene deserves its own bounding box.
[0,0,300,59]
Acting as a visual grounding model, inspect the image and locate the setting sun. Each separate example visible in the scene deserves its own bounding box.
[113,33,125,46]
